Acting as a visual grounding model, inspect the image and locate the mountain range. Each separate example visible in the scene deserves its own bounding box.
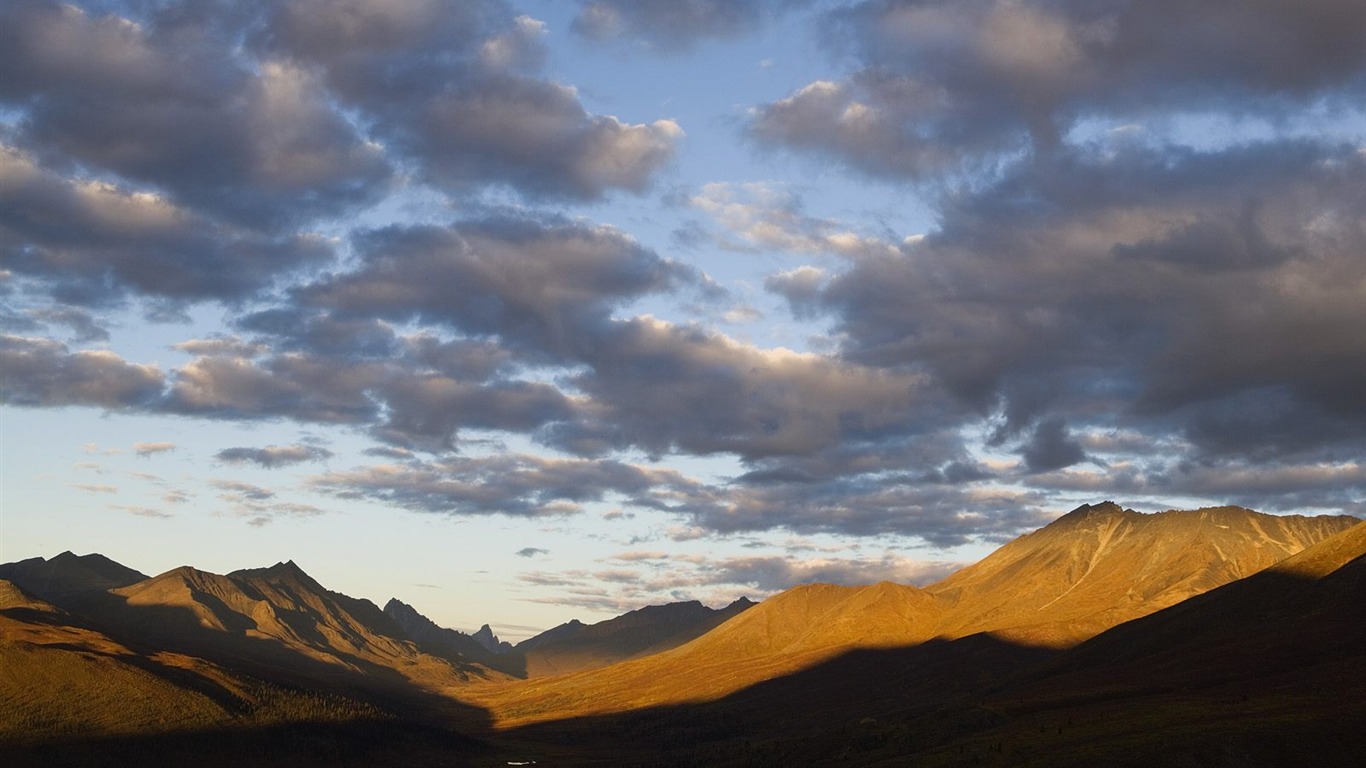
[2,502,1363,766]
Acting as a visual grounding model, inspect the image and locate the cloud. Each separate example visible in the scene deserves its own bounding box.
[0,334,164,409]
[775,142,1366,468]
[523,551,965,613]
[517,547,550,558]
[0,144,335,305]
[114,505,174,519]
[215,444,334,468]
[688,181,899,256]
[257,0,680,200]
[24,307,109,343]
[302,216,698,358]
[0,2,391,228]
[572,0,810,52]
[210,479,325,526]
[751,0,1366,178]
[311,453,705,518]
[132,442,176,457]
[1,0,683,310]
[1018,417,1087,474]
[542,316,945,461]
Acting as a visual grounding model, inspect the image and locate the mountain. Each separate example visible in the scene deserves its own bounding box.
[383,598,524,676]
[472,624,514,655]
[4,504,1360,766]
[470,504,1357,726]
[482,515,1366,766]
[514,597,756,677]
[0,551,147,607]
[0,574,486,767]
[892,518,1366,766]
[925,502,1359,645]
[99,560,509,697]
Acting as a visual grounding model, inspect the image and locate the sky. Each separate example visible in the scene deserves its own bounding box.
[2,0,1364,642]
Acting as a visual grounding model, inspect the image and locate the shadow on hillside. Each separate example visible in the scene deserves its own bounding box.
[490,566,1366,767]
[0,718,489,768]
[494,633,1058,766]
[34,591,496,730]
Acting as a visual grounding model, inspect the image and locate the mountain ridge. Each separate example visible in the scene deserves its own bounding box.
[468,504,1359,725]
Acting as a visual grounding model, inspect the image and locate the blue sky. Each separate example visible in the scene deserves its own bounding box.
[2,0,1364,641]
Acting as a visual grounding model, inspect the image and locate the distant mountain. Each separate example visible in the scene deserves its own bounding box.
[383,598,524,676]
[472,504,1357,725]
[472,623,514,655]
[515,597,756,677]
[0,551,147,606]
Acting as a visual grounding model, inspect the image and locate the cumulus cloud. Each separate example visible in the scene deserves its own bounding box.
[777,142,1366,470]
[752,0,1366,177]
[0,144,334,304]
[0,335,164,409]
[0,0,682,309]
[0,1,391,228]
[545,316,946,461]
[257,0,680,200]
[517,547,550,558]
[302,216,697,357]
[132,442,176,457]
[573,0,810,51]
[215,444,334,468]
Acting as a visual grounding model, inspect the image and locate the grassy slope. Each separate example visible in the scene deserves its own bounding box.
[470,506,1357,727]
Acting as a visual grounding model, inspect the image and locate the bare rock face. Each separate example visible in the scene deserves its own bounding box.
[472,623,514,655]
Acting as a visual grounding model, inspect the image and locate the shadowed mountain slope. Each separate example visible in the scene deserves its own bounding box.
[493,520,1366,767]
[871,518,1366,767]
[1017,518,1366,693]
[101,561,509,694]
[0,578,393,748]
[0,551,147,607]
[470,504,1357,726]
[383,598,525,677]
[515,597,756,677]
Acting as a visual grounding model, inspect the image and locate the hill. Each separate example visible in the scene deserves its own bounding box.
[489,518,1366,766]
[99,561,508,696]
[926,502,1358,645]
[0,551,147,607]
[469,504,1357,726]
[515,597,756,677]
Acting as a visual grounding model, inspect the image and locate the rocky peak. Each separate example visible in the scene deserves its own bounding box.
[472,623,514,655]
